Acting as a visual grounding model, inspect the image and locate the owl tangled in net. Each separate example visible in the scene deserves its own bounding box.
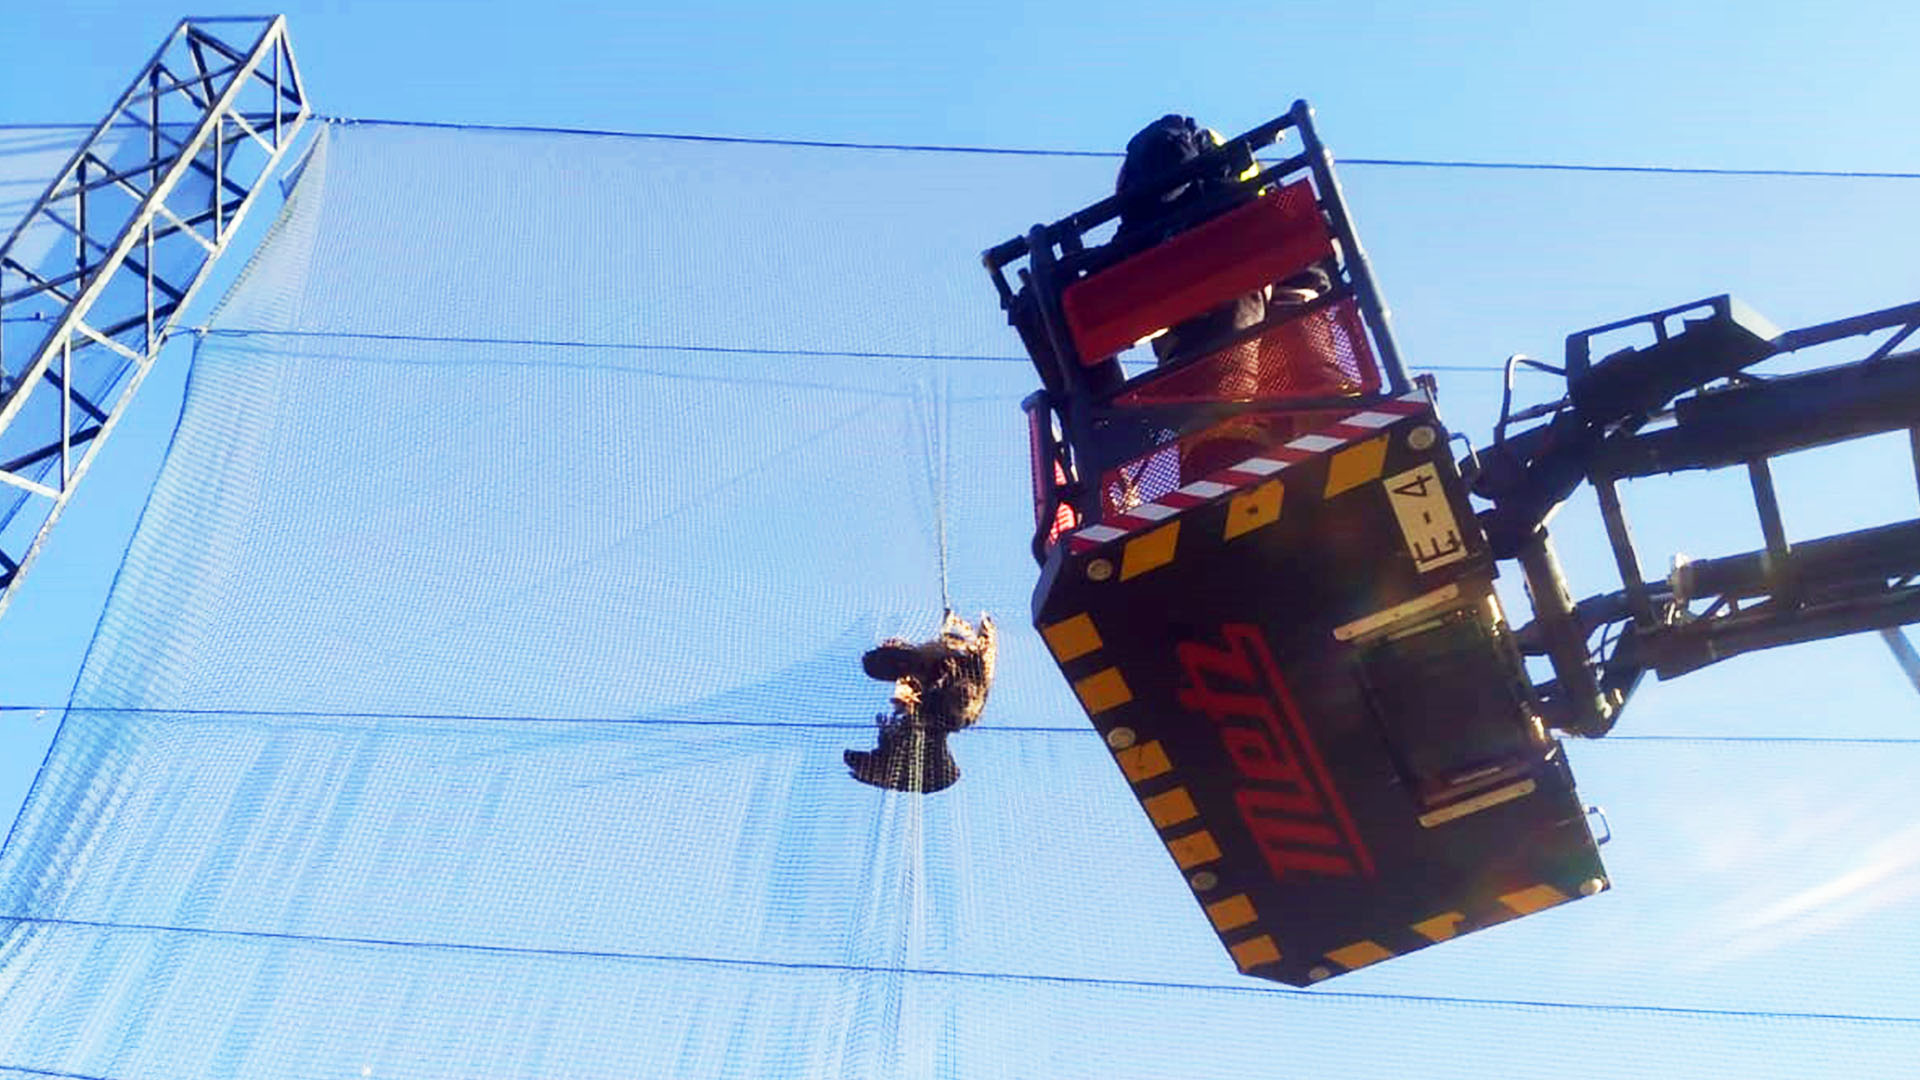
[846,611,996,793]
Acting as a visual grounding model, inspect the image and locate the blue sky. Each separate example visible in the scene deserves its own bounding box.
[7,0,1920,170]
[4,3,1920,1075]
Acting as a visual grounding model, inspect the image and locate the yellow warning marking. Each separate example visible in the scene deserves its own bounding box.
[1115,739,1171,783]
[1073,668,1133,716]
[1499,883,1571,916]
[1041,613,1103,663]
[1223,479,1283,541]
[1206,894,1258,933]
[1142,787,1199,829]
[1412,912,1468,943]
[1120,522,1179,580]
[1332,583,1463,642]
[1326,940,1395,971]
[1417,778,1537,828]
[1324,436,1389,498]
[1230,935,1282,972]
[1166,829,1222,869]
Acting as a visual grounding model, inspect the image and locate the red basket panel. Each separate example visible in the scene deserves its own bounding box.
[1062,181,1333,364]
[1027,405,1079,548]
[1117,296,1380,406]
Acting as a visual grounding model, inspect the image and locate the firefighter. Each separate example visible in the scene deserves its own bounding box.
[1113,114,1330,366]
[1110,115,1350,483]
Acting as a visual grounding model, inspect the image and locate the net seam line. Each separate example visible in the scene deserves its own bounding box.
[196,326,1034,364]
[6,703,1919,745]
[0,705,1916,744]
[0,1064,117,1080]
[5,913,1916,1027]
[10,116,1920,180]
[0,335,201,871]
[190,326,1547,375]
[311,117,1920,180]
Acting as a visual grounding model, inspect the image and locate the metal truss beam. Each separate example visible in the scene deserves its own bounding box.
[0,16,310,615]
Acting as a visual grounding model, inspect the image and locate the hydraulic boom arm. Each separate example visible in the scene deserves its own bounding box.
[1471,296,1920,735]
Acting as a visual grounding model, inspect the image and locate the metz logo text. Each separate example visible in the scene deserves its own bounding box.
[1176,624,1376,880]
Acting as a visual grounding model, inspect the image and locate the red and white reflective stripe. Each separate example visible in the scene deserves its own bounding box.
[1067,390,1431,553]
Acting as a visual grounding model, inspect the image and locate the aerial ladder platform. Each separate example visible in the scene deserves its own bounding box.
[985,101,1920,984]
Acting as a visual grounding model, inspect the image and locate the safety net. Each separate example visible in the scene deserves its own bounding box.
[2,120,1920,1078]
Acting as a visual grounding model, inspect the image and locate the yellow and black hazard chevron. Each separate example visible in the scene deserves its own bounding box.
[1306,877,1605,980]
[1043,611,1291,977]
[1065,388,1434,554]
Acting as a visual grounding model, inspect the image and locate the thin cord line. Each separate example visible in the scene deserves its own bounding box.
[920,372,953,612]
[1342,157,1920,181]
[0,701,1081,735]
[1,703,1916,744]
[8,912,1918,1026]
[195,325,1533,374]
[0,122,187,132]
[313,116,1920,181]
[939,368,954,612]
[0,1065,118,1080]
[197,326,1035,364]
[10,115,1919,178]
[321,115,1118,158]
[1597,733,1920,746]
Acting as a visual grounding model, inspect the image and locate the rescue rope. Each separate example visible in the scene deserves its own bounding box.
[917,371,953,614]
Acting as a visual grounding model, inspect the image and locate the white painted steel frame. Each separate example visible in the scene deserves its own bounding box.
[0,16,310,616]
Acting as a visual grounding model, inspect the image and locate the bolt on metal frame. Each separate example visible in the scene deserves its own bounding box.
[0,15,310,616]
